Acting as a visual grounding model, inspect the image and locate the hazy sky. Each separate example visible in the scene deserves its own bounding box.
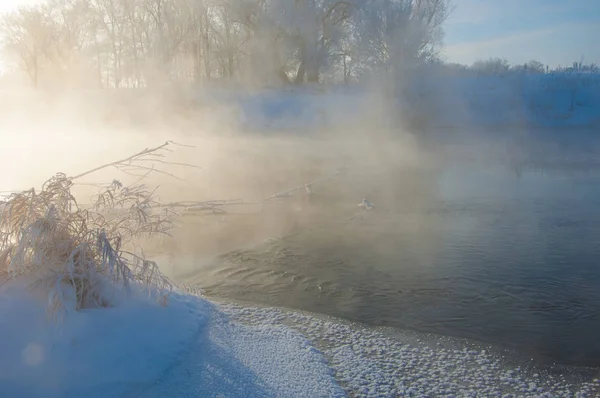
[1,0,599,68]
[444,0,600,67]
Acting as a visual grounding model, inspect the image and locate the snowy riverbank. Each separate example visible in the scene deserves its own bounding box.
[194,73,600,131]
[2,280,599,398]
[1,73,598,135]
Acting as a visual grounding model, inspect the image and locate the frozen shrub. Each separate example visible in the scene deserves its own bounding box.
[0,142,198,318]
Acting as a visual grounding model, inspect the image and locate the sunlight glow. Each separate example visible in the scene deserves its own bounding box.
[0,0,42,14]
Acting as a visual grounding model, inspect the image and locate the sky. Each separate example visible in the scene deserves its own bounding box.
[1,0,599,68]
[443,0,600,67]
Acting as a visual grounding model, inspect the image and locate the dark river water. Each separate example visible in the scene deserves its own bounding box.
[160,135,600,368]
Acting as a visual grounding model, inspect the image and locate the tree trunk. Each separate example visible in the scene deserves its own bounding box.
[278,67,290,84]
[294,60,306,84]
[295,43,320,84]
[97,52,103,88]
[294,44,307,84]
[203,22,211,80]
[228,51,234,78]
[33,53,38,89]
[192,39,201,83]
[307,67,319,83]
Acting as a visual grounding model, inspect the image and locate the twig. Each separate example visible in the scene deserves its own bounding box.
[73,182,113,188]
[266,167,346,201]
[113,168,152,179]
[70,142,171,180]
[131,158,203,169]
[157,167,347,216]
[129,167,156,188]
[169,141,196,148]
[116,164,186,181]
[69,141,197,181]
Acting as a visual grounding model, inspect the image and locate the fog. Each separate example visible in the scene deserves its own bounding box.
[3,84,600,312]
[2,72,596,283]
[3,1,600,377]
[0,84,449,274]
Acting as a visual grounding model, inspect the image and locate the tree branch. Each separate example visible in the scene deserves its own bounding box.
[69,141,197,181]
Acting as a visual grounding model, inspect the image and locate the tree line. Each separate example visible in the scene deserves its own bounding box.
[0,0,450,89]
[441,57,600,77]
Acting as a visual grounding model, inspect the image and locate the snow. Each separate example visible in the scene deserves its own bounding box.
[135,308,344,398]
[189,74,600,132]
[193,85,366,133]
[220,304,600,398]
[0,280,342,398]
[2,279,599,398]
[413,73,600,129]
[0,279,206,398]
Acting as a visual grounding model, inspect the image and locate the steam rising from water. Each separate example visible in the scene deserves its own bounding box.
[0,88,440,261]
[3,82,600,370]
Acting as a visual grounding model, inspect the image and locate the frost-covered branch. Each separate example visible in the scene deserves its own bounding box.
[70,141,198,181]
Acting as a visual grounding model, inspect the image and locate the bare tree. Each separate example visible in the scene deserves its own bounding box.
[1,5,55,88]
[277,0,354,84]
[352,0,450,78]
[0,0,452,87]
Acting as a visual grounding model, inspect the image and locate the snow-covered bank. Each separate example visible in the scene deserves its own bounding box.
[0,280,343,398]
[2,281,599,398]
[414,74,600,129]
[1,73,598,137]
[131,303,344,398]
[0,280,207,398]
[193,74,600,131]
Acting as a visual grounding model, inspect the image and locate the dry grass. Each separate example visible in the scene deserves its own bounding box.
[0,142,200,319]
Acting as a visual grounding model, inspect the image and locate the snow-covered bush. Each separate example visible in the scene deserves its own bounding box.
[0,142,195,318]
